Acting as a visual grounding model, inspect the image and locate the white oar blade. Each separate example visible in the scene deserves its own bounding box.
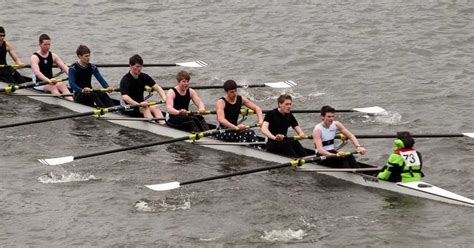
[38,156,74,166]
[146,182,181,191]
[176,60,209,68]
[463,133,474,138]
[264,80,297,88]
[352,106,385,114]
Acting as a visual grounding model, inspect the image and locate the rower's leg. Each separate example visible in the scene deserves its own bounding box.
[55,82,74,101]
[150,105,166,125]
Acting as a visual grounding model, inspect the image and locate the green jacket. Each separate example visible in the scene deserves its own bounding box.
[378,139,423,183]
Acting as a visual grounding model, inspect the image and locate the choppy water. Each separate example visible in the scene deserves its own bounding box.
[1,1,473,247]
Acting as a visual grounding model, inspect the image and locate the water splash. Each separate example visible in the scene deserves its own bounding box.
[37,172,98,184]
[359,111,403,125]
[4,134,38,140]
[260,228,306,242]
[134,195,191,212]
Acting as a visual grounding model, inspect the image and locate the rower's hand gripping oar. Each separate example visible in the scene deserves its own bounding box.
[0,60,209,69]
[145,152,357,191]
[0,102,161,129]
[38,124,259,166]
[0,77,67,93]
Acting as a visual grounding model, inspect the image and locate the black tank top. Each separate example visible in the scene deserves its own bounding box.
[34,52,53,78]
[0,42,7,65]
[172,88,191,111]
[221,95,242,125]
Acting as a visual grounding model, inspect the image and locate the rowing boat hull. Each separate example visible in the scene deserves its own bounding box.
[1,81,473,207]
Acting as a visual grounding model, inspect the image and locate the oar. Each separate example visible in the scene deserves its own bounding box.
[161,80,297,90]
[0,102,160,129]
[38,124,259,166]
[1,60,209,69]
[190,141,266,146]
[96,116,166,121]
[6,93,74,97]
[0,78,67,93]
[91,80,297,93]
[284,132,474,141]
[145,152,355,191]
[178,106,386,117]
[295,166,383,172]
[350,133,474,139]
[240,106,385,116]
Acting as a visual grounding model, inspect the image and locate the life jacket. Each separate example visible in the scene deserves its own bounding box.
[378,143,424,183]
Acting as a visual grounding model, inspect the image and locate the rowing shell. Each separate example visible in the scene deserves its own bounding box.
[296,164,473,207]
[1,80,472,207]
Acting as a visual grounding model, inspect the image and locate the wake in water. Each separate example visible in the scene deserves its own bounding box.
[37,172,99,184]
[134,194,192,212]
[358,111,404,125]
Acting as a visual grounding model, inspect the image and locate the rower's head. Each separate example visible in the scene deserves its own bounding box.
[394,131,415,150]
[129,54,143,76]
[176,70,190,90]
[38,34,51,53]
[320,105,336,125]
[76,45,91,64]
[277,94,292,113]
[223,80,238,99]
[0,27,5,41]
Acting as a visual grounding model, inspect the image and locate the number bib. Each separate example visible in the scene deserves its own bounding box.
[400,150,421,167]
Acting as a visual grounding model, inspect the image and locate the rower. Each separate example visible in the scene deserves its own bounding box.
[30,33,73,101]
[68,45,114,107]
[215,79,263,142]
[0,26,28,84]
[378,131,424,182]
[119,54,166,125]
[261,94,307,158]
[165,70,209,132]
[312,105,365,168]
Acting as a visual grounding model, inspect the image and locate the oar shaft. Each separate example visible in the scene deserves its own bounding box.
[75,136,190,160]
[180,156,327,186]
[95,63,178,68]
[0,104,141,129]
[0,111,92,129]
[354,134,467,139]
[73,125,257,161]
[180,162,292,186]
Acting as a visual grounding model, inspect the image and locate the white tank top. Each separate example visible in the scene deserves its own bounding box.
[314,121,338,151]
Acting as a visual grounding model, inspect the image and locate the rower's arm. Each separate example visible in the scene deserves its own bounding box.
[336,122,366,154]
[122,94,138,105]
[294,126,305,137]
[216,99,236,129]
[189,88,205,112]
[166,89,180,115]
[242,96,263,126]
[261,121,277,140]
[68,66,82,93]
[52,52,69,75]
[6,42,24,66]
[152,83,166,101]
[92,65,109,88]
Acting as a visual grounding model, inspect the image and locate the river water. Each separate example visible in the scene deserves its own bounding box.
[1,1,473,247]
